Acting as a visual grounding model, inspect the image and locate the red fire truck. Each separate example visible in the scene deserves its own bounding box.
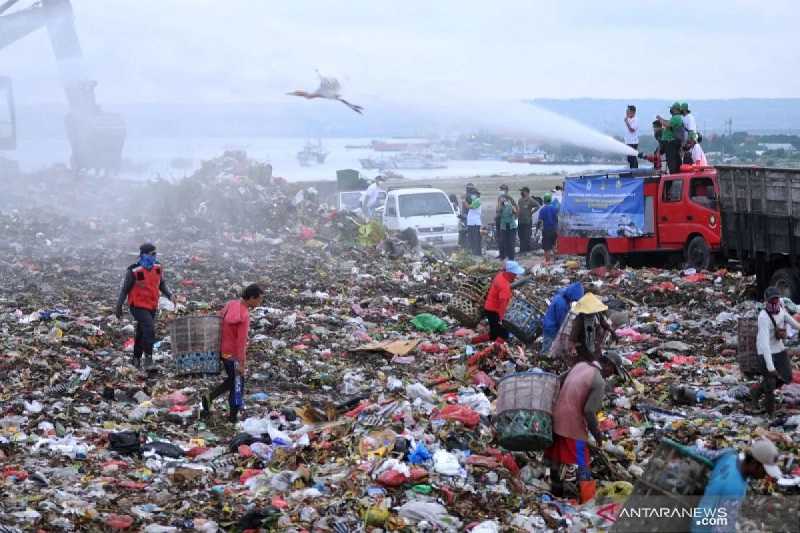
[558,164,800,299]
[557,165,722,271]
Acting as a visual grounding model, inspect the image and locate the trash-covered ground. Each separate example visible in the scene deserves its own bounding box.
[2,153,800,532]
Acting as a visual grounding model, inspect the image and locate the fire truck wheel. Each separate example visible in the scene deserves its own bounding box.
[685,236,711,270]
[587,242,614,269]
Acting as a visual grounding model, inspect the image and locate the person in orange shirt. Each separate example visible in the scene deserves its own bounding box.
[471,261,525,344]
[202,284,264,423]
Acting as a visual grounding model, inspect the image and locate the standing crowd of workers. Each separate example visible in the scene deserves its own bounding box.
[456,183,561,261]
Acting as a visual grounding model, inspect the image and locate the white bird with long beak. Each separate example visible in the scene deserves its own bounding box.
[287,71,364,114]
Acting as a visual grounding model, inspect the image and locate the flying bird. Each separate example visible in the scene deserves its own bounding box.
[287,71,364,114]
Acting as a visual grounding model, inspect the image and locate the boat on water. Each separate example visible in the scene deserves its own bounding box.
[371,140,432,152]
[297,140,328,166]
[360,152,447,170]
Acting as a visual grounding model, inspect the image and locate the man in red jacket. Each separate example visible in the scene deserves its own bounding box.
[202,284,264,423]
[477,260,525,343]
[116,243,175,369]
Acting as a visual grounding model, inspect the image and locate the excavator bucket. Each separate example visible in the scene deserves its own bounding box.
[65,110,126,174]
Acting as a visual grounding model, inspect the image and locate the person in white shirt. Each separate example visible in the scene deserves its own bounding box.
[681,102,697,141]
[465,185,482,256]
[623,105,639,169]
[691,140,708,166]
[753,286,800,415]
[361,175,386,218]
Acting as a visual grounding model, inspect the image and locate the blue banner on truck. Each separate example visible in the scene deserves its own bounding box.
[560,177,645,238]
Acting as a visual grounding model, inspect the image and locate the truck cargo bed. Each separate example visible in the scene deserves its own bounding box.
[717,165,800,259]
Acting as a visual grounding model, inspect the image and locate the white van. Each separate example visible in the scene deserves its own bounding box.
[382,187,459,248]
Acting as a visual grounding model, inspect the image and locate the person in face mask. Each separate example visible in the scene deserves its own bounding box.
[116,243,176,369]
[752,286,800,415]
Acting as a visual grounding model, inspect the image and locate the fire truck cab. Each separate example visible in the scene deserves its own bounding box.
[557,166,722,270]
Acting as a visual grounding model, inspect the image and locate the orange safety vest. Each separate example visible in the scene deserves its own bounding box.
[127,264,162,310]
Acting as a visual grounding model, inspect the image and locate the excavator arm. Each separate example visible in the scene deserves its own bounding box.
[0,0,126,174]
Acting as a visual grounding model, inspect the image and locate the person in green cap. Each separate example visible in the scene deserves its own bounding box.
[657,102,686,173]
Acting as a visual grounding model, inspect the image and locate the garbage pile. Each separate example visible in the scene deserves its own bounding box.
[2,156,800,532]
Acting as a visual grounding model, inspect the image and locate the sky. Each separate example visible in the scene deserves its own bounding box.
[0,0,798,107]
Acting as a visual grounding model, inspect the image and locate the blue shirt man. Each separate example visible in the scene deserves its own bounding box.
[540,282,584,354]
[691,440,781,533]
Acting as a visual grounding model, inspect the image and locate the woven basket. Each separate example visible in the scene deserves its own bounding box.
[737,318,762,377]
[169,316,222,375]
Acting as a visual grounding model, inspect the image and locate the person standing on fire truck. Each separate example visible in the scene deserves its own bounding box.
[116,243,176,369]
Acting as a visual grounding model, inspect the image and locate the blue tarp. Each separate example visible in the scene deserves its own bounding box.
[560,177,645,238]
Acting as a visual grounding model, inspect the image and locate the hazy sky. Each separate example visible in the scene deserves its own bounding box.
[1,0,798,105]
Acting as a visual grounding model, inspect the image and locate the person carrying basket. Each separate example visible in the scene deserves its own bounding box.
[202,284,264,423]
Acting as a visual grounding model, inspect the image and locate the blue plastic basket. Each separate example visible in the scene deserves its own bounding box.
[502,297,542,343]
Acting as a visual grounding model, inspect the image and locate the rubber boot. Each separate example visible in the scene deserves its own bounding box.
[143,353,154,370]
[229,407,239,424]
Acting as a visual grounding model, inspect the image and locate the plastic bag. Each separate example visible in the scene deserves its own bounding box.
[396,501,463,532]
[458,391,491,417]
[410,313,448,333]
[433,449,461,476]
[406,382,435,403]
[408,442,432,464]
[109,431,141,455]
[435,404,480,428]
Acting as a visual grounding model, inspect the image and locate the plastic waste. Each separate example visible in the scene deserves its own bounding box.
[396,501,463,532]
[410,313,448,333]
[433,449,461,476]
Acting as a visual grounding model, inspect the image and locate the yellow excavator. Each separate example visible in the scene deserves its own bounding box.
[0,0,125,174]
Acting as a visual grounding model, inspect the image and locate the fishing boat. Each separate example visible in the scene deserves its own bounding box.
[297,140,328,166]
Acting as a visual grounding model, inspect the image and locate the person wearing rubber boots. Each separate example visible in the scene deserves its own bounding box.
[116,243,175,369]
[752,286,800,416]
[472,260,525,344]
[546,347,606,503]
[202,284,264,423]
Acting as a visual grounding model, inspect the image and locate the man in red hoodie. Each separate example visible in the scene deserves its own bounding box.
[202,284,264,423]
[478,260,525,343]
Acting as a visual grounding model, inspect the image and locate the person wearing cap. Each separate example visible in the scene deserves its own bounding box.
[496,184,518,260]
[464,186,483,256]
[476,260,525,343]
[517,186,537,254]
[546,299,609,502]
[690,439,782,533]
[115,243,176,369]
[752,286,800,415]
[657,102,686,174]
[202,283,264,423]
[361,175,386,218]
[623,105,639,169]
[541,282,584,355]
[536,193,559,264]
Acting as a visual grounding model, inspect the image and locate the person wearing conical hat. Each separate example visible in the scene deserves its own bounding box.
[570,293,618,361]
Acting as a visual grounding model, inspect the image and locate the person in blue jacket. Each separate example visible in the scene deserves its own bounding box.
[690,439,782,533]
[541,282,584,354]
